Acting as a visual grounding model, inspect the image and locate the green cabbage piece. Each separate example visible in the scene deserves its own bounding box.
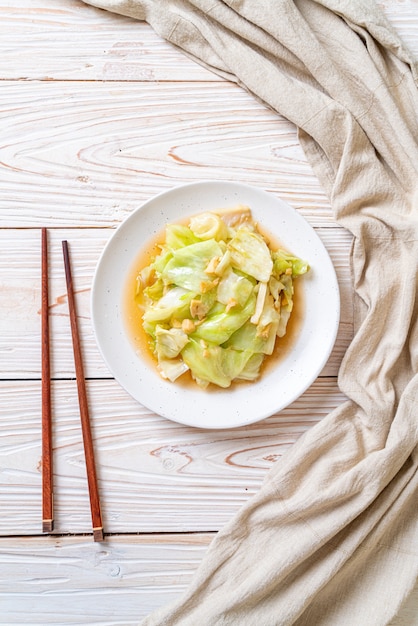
[228,228,273,282]
[165,224,201,250]
[216,267,254,307]
[162,239,223,292]
[181,338,253,388]
[155,326,189,359]
[224,318,278,356]
[142,286,195,336]
[192,293,256,345]
[143,277,164,302]
[190,289,217,320]
[277,307,292,338]
[157,358,189,382]
[235,353,265,381]
[189,212,229,241]
[272,250,309,277]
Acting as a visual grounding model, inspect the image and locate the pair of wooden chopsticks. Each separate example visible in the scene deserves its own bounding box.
[41,228,104,542]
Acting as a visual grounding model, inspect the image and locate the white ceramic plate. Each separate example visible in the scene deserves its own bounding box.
[91,181,340,429]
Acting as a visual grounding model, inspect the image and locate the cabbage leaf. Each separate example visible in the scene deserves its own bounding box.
[162,240,223,292]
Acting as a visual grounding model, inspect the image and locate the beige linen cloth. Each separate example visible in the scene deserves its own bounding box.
[83,1,418,624]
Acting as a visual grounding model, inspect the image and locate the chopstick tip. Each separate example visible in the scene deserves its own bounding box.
[93,527,105,543]
[42,520,54,533]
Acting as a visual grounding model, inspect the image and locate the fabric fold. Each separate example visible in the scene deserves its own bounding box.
[82,1,418,624]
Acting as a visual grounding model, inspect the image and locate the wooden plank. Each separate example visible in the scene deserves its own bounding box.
[0,377,347,535]
[1,0,417,82]
[0,533,213,624]
[0,79,334,228]
[0,533,416,625]
[0,0,215,81]
[0,228,109,379]
[380,0,418,56]
[0,226,353,379]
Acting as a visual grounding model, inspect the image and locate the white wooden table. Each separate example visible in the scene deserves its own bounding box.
[1,1,417,623]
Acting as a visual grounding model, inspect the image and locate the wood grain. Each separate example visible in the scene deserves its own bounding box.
[0,378,346,535]
[0,534,212,624]
[0,533,416,625]
[0,80,333,228]
[0,0,216,82]
[379,0,418,56]
[0,1,417,81]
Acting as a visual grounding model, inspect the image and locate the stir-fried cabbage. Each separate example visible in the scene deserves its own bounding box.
[134,207,309,388]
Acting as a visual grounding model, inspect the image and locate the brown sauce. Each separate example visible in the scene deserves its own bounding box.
[123,214,305,390]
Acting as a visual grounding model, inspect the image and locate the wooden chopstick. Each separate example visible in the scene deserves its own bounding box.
[62,240,104,542]
[41,227,54,533]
